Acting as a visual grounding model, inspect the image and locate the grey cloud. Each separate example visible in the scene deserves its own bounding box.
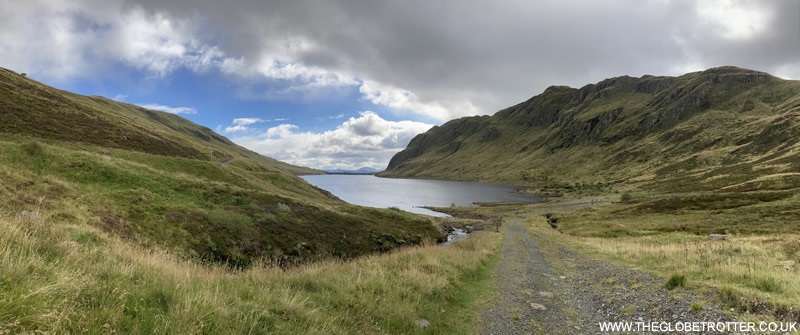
[122,0,799,115]
[6,1,797,117]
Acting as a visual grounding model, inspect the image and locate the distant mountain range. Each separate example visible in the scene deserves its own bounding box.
[326,167,383,174]
[380,66,800,193]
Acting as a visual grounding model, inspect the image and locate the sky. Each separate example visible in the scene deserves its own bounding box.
[1,0,798,170]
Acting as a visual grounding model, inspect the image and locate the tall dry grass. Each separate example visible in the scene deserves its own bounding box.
[0,208,501,334]
[525,217,800,311]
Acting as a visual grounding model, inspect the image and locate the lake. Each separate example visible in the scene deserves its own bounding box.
[301,174,541,216]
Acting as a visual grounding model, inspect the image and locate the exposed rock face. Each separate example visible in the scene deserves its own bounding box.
[380,67,800,190]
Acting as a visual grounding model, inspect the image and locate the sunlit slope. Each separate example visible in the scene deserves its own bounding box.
[381,66,800,192]
[0,67,318,175]
[0,67,443,266]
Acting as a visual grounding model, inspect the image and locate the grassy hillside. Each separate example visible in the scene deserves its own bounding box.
[0,207,499,334]
[380,63,800,322]
[0,67,318,176]
[380,66,800,194]
[0,68,444,266]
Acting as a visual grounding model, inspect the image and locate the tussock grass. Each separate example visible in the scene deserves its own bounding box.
[0,210,501,334]
[581,234,800,312]
[665,274,687,290]
[527,215,800,313]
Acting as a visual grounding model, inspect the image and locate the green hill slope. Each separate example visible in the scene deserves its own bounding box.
[0,68,318,176]
[0,67,443,266]
[380,66,800,193]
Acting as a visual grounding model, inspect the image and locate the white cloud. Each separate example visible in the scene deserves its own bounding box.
[0,1,94,80]
[218,48,360,100]
[359,80,480,121]
[224,117,265,133]
[138,103,197,115]
[359,80,475,121]
[106,8,232,76]
[230,111,434,170]
[0,1,233,81]
[696,0,772,40]
[233,117,264,126]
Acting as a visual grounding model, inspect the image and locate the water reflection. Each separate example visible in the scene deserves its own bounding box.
[301,175,540,216]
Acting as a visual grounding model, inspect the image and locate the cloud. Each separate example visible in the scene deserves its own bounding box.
[107,7,230,76]
[0,0,232,81]
[224,117,264,133]
[138,103,197,115]
[229,111,434,170]
[2,0,797,121]
[123,0,797,118]
[358,80,472,121]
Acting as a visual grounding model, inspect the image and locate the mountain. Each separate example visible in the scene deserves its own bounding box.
[380,66,800,193]
[0,67,443,266]
[326,167,383,174]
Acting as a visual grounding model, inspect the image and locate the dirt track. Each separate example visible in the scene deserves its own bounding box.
[480,216,735,334]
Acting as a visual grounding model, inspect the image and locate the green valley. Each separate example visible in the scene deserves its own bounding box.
[3,65,800,333]
[0,67,444,267]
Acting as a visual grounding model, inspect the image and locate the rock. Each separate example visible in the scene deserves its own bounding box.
[559,276,566,280]
[530,303,547,311]
[539,291,554,299]
[415,319,430,328]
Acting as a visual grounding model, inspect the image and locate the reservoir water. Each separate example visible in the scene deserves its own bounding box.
[301,174,540,216]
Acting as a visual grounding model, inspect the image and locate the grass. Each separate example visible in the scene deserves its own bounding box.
[0,135,444,266]
[0,67,504,333]
[0,67,319,176]
[525,204,800,314]
[5,61,800,332]
[380,67,800,193]
[0,209,502,334]
[665,274,687,290]
[457,189,800,321]
[0,68,445,267]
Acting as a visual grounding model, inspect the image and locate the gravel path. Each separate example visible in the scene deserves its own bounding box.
[481,216,736,334]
